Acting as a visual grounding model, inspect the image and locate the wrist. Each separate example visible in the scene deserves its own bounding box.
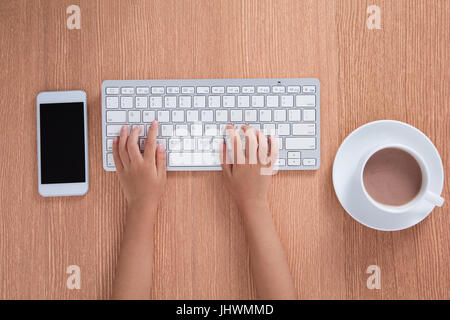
[127,200,158,221]
[237,200,270,216]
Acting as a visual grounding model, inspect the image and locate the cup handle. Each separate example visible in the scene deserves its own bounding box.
[424,190,444,207]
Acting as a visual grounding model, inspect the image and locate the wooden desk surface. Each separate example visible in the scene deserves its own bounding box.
[0,0,448,299]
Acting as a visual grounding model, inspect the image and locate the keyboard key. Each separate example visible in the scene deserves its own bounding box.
[208,96,221,108]
[128,111,140,123]
[186,110,199,122]
[136,87,150,94]
[288,109,301,121]
[266,96,279,107]
[227,86,240,93]
[107,153,115,166]
[106,125,123,136]
[150,97,162,108]
[212,138,223,151]
[106,111,126,123]
[242,86,255,93]
[121,87,134,95]
[205,124,218,136]
[201,110,213,122]
[179,96,192,108]
[106,87,119,95]
[151,87,164,94]
[193,96,206,108]
[277,124,290,136]
[198,138,212,150]
[169,138,181,150]
[296,95,316,107]
[182,87,195,94]
[302,85,316,93]
[165,96,177,108]
[161,125,173,137]
[288,152,301,159]
[272,86,285,93]
[285,138,315,150]
[191,124,203,136]
[211,86,225,94]
[172,110,184,122]
[157,110,170,122]
[244,110,257,122]
[288,158,301,166]
[223,96,235,107]
[259,110,271,122]
[274,137,283,149]
[257,86,270,93]
[251,96,264,107]
[263,124,276,136]
[197,86,210,94]
[281,95,294,107]
[231,110,243,122]
[106,96,119,109]
[143,111,156,122]
[303,158,316,166]
[175,125,188,136]
[183,138,195,150]
[215,110,228,122]
[287,86,301,93]
[106,139,113,151]
[238,96,250,108]
[136,96,148,108]
[121,97,133,108]
[274,110,286,122]
[275,158,286,166]
[292,124,315,135]
[303,109,316,121]
[167,87,180,94]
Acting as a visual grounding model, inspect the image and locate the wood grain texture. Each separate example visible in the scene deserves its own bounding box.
[0,0,448,299]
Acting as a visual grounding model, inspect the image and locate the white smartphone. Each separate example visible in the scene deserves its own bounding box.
[36,90,89,197]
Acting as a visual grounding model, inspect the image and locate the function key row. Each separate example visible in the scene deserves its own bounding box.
[106,95,316,109]
[106,85,316,95]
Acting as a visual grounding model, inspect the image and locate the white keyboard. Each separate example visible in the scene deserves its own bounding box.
[102,78,320,171]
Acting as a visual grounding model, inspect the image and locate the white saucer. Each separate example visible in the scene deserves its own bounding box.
[332,120,444,231]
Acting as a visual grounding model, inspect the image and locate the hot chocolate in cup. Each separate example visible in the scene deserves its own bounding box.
[359,144,444,213]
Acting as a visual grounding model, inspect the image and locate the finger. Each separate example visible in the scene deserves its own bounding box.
[233,130,245,165]
[268,136,279,166]
[257,130,269,166]
[127,126,143,163]
[225,125,235,165]
[119,125,130,169]
[156,143,167,177]
[112,137,124,172]
[220,141,232,177]
[242,125,257,164]
[144,120,158,163]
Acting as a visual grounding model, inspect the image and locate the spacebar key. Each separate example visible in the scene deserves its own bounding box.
[169,152,220,166]
[285,138,316,150]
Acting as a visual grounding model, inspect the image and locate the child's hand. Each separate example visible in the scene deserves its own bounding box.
[112,121,166,213]
[221,125,278,213]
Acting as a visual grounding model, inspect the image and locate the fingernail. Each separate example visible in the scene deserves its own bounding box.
[121,126,127,133]
[158,143,165,152]
[114,137,118,143]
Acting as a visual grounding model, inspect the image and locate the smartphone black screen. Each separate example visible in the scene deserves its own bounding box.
[40,102,86,184]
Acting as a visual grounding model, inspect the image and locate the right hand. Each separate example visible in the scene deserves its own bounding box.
[220,125,278,213]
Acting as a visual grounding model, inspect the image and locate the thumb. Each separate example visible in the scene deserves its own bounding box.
[156,143,167,177]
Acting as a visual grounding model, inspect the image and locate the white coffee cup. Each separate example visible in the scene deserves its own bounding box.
[358,143,444,214]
